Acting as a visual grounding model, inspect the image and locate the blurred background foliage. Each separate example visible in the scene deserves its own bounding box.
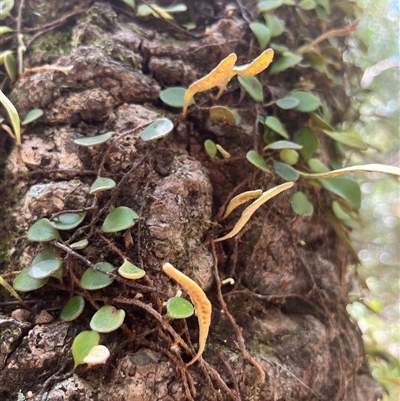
[346,0,399,399]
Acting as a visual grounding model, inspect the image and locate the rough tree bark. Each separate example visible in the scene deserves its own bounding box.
[0,1,382,400]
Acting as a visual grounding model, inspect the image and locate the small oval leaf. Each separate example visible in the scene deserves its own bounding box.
[70,239,89,249]
[101,206,139,233]
[159,87,194,108]
[12,269,48,292]
[291,91,321,112]
[279,149,299,165]
[50,213,86,230]
[320,177,361,209]
[27,218,61,242]
[257,0,283,13]
[246,150,270,173]
[140,118,174,141]
[90,305,125,333]
[90,177,116,194]
[291,191,314,216]
[264,14,285,37]
[273,160,299,181]
[264,116,289,139]
[270,52,303,74]
[60,295,85,322]
[28,258,62,279]
[204,139,217,158]
[80,262,114,290]
[264,140,302,150]
[73,131,114,147]
[296,128,319,161]
[21,109,44,125]
[238,75,264,102]
[118,260,146,280]
[250,22,271,50]
[166,296,194,319]
[276,97,299,109]
[322,129,368,150]
[299,0,316,10]
[209,106,237,125]
[72,330,100,368]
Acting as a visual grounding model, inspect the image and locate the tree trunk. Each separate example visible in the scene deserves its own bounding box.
[0,1,381,400]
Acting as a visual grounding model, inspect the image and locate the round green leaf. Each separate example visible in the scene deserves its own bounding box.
[296,128,319,161]
[27,218,61,242]
[246,150,270,173]
[279,149,299,165]
[80,262,114,290]
[308,158,329,173]
[118,260,146,280]
[73,131,114,147]
[238,75,264,102]
[204,139,217,158]
[90,177,116,194]
[12,269,48,292]
[28,258,62,279]
[70,239,89,249]
[140,118,174,141]
[264,14,285,37]
[249,22,271,50]
[257,0,283,13]
[276,97,299,110]
[50,213,86,230]
[320,177,361,209]
[264,140,302,150]
[209,106,237,125]
[273,160,299,181]
[71,330,100,368]
[291,191,314,216]
[136,4,152,17]
[60,295,85,322]
[159,87,193,108]
[264,116,289,139]
[90,305,125,333]
[21,109,44,125]
[291,91,321,112]
[299,0,316,10]
[0,0,14,20]
[270,52,303,74]
[166,296,194,319]
[101,206,139,233]
[321,129,368,150]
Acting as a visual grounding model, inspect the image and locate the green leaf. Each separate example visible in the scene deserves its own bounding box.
[264,140,302,150]
[291,191,314,216]
[296,127,319,160]
[90,177,116,194]
[299,0,316,10]
[270,52,303,74]
[159,87,194,108]
[322,129,368,150]
[21,109,44,125]
[166,297,194,319]
[73,131,114,147]
[291,91,321,112]
[0,26,12,34]
[332,200,352,221]
[12,269,48,292]
[238,75,264,102]
[161,3,187,13]
[80,262,114,290]
[309,112,334,131]
[273,160,299,181]
[70,239,89,249]
[320,177,361,209]
[307,157,329,173]
[71,330,100,368]
[27,218,61,242]
[118,260,146,280]
[28,248,63,279]
[209,106,237,125]
[279,149,299,165]
[0,0,14,20]
[4,50,16,81]
[101,206,139,233]
[140,118,174,141]
[246,150,270,173]
[264,14,285,37]
[264,116,289,138]
[249,22,270,50]
[136,4,152,17]
[90,305,125,333]
[258,0,283,13]
[0,89,20,145]
[60,295,85,322]
[204,139,217,158]
[276,97,299,109]
[50,212,86,230]
[120,0,135,8]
